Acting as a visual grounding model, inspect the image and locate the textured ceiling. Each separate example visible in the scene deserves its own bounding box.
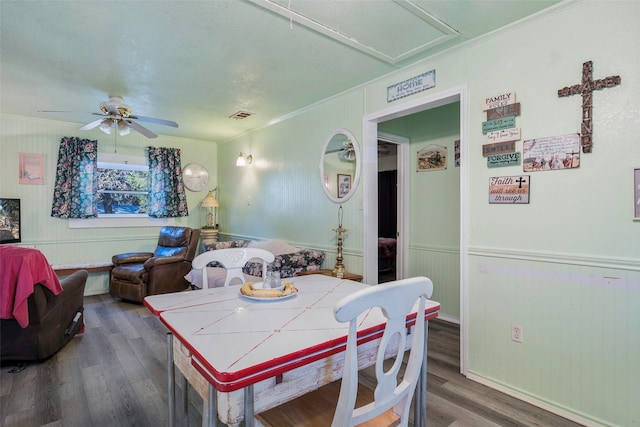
[0,0,561,142]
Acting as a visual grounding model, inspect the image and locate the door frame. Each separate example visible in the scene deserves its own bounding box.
[377,131,410,281]
[362,84,469,374]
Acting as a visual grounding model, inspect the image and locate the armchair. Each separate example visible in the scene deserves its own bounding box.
[109,226,200,303]
[1,269,88,361]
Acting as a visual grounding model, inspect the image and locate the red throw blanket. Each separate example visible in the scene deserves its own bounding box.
[0,246,62,327]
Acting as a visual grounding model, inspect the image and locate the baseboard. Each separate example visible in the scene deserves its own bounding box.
[434,313,459,324]
[466,372,607,427]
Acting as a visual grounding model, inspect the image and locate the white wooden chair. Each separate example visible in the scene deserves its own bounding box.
[191,248,275,288]
[257,276,434,427]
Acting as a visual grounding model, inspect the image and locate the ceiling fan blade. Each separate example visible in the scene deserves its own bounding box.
[127,120,158,138]
[78,118,106,131]
[129,115,179,128]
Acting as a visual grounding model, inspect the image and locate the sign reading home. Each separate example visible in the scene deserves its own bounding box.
[489,175,530,204]
[482,91,515,110]
[387,70,435,102]
[488,152,521,168]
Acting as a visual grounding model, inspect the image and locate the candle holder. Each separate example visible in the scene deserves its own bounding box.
[332,205,347,278]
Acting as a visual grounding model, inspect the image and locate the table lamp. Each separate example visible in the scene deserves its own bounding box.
[201,189,219,229]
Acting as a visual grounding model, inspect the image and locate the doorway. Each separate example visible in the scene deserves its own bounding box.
[362,85,468,373]
[377,141,397,283]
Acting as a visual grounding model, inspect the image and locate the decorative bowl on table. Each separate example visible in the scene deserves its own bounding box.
[240,281,297,299]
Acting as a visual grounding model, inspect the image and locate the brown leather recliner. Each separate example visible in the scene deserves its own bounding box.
[1,269,88,361]
[109,226,201,303]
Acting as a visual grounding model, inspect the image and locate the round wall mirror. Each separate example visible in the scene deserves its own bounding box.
[319,129,360,203]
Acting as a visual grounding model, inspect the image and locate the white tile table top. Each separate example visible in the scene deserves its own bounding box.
[145,275,440,393]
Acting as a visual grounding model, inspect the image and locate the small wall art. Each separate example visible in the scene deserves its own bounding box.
[489,175,530,204]
[19,153,45,185]
[417,145,447,172]
[454,140,460,167]
[523,133,580,172]
[338,174,351,198]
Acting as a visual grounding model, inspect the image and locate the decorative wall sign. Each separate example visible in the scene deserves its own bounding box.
[557,61,621,153]
[482,141,516,157]
[487,128,521,143]
[417,146,447,172]
[19,153,45,185]
[489,175,529,204]
[387,70,435,102]
[482,91,515,110]
[486,103,521,120]
[523,133,580,172]
[634,168,640,220]
[482,117,516,134]
[488,152,521,168]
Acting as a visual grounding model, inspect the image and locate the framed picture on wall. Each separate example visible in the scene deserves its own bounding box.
[338,174,351,198]
[634,167,640,220]
[0,198,21,244]
[19,152,45,185]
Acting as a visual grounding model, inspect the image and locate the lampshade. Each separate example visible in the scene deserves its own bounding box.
[117,120,131,136]
[99,118,114,134]
[236,152,253,167]
[201,191,219,208]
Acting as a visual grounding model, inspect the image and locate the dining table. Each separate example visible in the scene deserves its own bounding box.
[144,274,440,427]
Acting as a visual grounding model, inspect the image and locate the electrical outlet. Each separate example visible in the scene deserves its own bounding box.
[511,324,523,343]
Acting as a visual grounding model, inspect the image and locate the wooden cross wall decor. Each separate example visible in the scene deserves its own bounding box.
[557,61,621,153]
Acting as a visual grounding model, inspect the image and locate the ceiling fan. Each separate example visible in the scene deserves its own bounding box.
[42,96,178,138]
[326,141,357,162]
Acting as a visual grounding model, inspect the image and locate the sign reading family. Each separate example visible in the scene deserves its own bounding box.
[482,91,516,111]
[387,70,436,102]
[489,175,530,204]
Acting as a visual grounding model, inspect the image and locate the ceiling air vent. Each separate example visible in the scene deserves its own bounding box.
[229,111,253,120]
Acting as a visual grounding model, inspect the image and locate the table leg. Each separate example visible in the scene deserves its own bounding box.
[167,333,176,427]
[208,384,218,427]
[244,384,254,427]
[414,320,429,427]
[181,373,188,419]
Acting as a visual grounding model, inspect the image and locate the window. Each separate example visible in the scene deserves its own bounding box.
[97,161,148,217]
[68,153,175,228]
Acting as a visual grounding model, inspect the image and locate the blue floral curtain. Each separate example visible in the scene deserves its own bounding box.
[51,136,98,218]
[146,146,189,218]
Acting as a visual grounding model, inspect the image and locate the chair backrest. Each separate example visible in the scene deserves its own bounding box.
[154,226,200,261]
[331,276,434,427]
[191,248,275,288]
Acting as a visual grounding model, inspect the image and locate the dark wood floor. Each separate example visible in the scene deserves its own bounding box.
[0,294,583,427]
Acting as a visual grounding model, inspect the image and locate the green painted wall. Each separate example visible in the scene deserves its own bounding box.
[216,90,366,273]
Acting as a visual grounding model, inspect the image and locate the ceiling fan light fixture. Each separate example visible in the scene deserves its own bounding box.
[117,120,131,136]
[99,118,114,134]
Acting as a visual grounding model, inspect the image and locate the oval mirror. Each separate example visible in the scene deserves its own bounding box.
[319,129,360,203]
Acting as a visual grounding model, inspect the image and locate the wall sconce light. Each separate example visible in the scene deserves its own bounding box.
[236,152,253,167]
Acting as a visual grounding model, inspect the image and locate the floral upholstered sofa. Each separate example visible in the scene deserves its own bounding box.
[185,239,325,288]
